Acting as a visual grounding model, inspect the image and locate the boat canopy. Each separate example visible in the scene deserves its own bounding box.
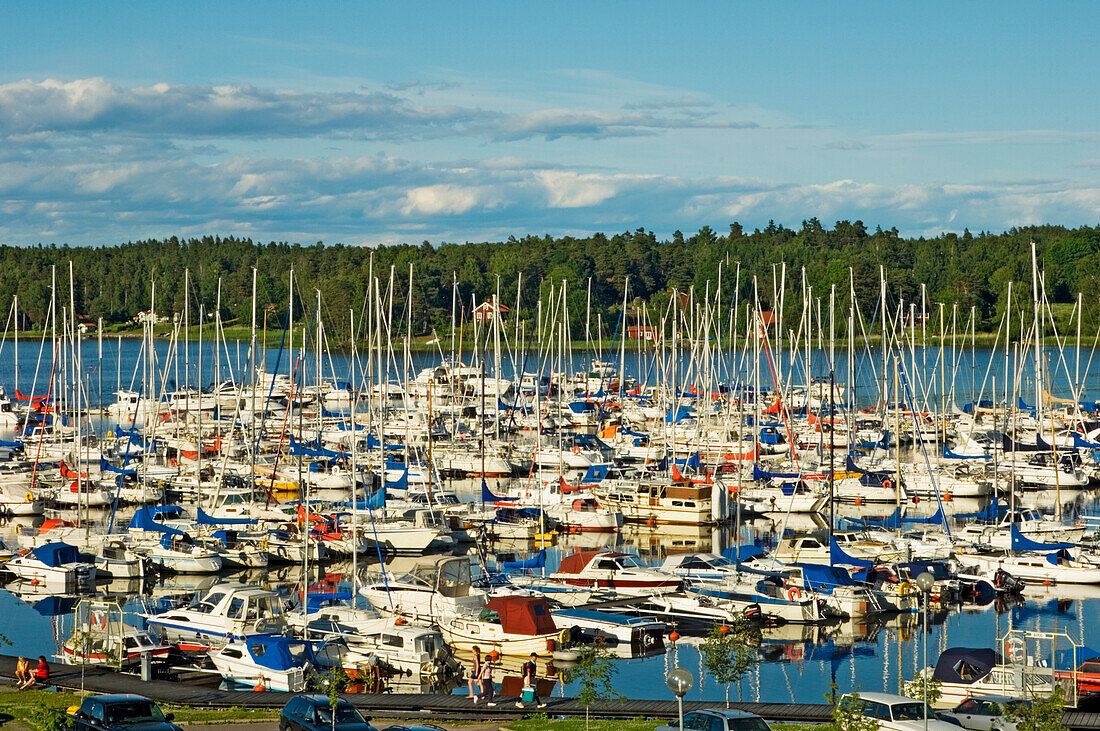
[792,563,859,593]
[30,542,81,567]
[245,635,314,670]
[483,595,556,636]
[931,647,999,684]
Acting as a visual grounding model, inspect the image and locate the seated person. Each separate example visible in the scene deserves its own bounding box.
[19,657,48,690]
[14,656,30,685]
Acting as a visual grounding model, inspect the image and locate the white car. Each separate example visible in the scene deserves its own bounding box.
[939,695,1030,731]
[839,692,961,731]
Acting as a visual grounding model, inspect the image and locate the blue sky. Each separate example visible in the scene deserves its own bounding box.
[1,1,1098,245]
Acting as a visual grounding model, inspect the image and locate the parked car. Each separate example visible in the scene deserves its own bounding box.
[838,692,960,731]
[655,708,772,731]
[67,694,182,731]
[939,695,1030,731]
[279,695,377,731]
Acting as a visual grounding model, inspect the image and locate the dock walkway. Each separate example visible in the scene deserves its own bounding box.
[4,656,1100,727]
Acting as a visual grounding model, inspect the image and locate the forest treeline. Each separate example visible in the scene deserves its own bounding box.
[2,219,1099,341]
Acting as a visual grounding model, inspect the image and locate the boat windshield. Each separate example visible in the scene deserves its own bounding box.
[617,554,643,569]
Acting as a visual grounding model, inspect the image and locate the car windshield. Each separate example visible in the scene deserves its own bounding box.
[316,704,363,724]
[104,702,166,724]
[729,717,771,731]
[892,702,936,720]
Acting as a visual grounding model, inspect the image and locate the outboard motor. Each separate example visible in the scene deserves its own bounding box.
[993,568,1025,594]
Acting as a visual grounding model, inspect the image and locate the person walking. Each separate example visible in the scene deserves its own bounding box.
[466,646,483,701]
[478,654,496,705]
[517,652,543,708]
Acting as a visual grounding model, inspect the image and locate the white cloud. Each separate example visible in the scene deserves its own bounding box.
[402,184,483,216]
[0,77,758,143]
[537,171,619,208]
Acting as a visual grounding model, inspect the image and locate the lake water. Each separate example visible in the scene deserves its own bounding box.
[0,337,1097,704]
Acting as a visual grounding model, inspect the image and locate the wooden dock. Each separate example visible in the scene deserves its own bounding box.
[4,655,1100,727]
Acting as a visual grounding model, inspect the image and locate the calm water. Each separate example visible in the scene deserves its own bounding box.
[0,338,1097,703]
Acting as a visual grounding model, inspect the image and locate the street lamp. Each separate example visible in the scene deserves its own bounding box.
[915,571,935,731]
[666,667,694,729]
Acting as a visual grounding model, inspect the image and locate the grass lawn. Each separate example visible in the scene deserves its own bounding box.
[0,689,279,730]
[504,718,660,731]
[503,720,829,730]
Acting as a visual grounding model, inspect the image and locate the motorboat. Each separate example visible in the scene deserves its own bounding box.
[209,634,317,692]
[546,549,682,595]
[144,582,288,651]
[60,600,172,667]
[359,556,489,623]
[438,594,571,656]
[5,541,96,592]
[911,646,1057,708]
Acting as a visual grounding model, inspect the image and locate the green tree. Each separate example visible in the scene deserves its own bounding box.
[564,643,622,731]
[1003,686,1067,731]
[698,620,759,706]
[831,687,880,731]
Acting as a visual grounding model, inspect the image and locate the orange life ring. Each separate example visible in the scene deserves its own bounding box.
[786,586,804,601]
[882,479,893,491]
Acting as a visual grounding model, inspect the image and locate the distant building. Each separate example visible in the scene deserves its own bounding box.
[133,310,170,325]
[472,301,510,324]
[76,322,96,335]
[628,325,659,342]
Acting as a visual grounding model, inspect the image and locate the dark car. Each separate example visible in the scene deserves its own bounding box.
[68,694,181,731]
[280,695,377,731]
[655,709,773,731]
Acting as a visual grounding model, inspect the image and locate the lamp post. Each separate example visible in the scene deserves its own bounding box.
[915,571,935,731]
[666,667,694,729]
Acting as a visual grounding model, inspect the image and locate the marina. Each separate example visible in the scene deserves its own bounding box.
[0,257,1095,721]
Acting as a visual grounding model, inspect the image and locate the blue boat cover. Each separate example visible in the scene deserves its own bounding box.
[580,464,610,483]
[305,592,353,612]
[245,635,316,670]
[502,549,546,571]
[482,479,517,503]
[953,497,1001,523]
[30,542,80,567]
[830,537,875,568]
[1010,524,1073,552]
[941,445,989,460]
[932,647,1000,683]
[100,458,138,475]
[723,545,768,563]
[665,406,693,423]
[903,507,946,527]
[1055,646,1100,670]
[197,507,256,526]
[364,488,386,510]
[793,562,859,593]
[128,505,184,536]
